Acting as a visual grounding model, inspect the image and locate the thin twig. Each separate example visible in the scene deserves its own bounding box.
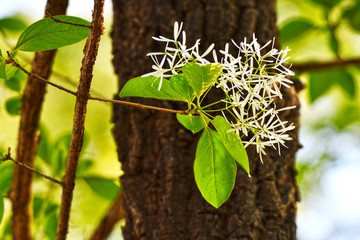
[7,53,188,115]
[292,57,360,72]
[7,52,77,96]
[56,0,105,239]
[1,148,63,186]
[46,11,92,28]
[89,95,187,114]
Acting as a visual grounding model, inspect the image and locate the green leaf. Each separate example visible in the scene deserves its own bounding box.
[0,64,6,79]
[119,76,185,101]
[5,64,17,80]
[84,177,120,200]
[33,196,44,219]
[182,63,223,98]
[176,114,208,133]
[76,159,94,177]
[280,18,316,44]
[45,212,58,240]
[0,161,14,195]
[194,128,236,208]
[0,16,27,32]
[212,116,250,175]
[308,68,355,102]
[5,96,21,115]
[0,194,4,225]
[14,15,90,52]
[169,74,195,102]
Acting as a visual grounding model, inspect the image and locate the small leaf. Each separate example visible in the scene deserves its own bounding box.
[343,2,360,32]
[14,15,90,52]
[84,177,120,200]
[212,116,250,175]
[0,194,4,225]
[76,159,94,177]
[5,96,21,115]
[0,64,6,79]
[0,161,14,195]
[194,128,236,208]
[170,74,195,102]
[183,63,223,98]
[33,196,44,219]
[0,16,27,32]
[5,64,17,80]
[280,18,316,44]
[119,76,185,101]
[176,114,208,133]
[45,212,58,240]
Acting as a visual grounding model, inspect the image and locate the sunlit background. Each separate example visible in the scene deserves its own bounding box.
[1,0,360,239]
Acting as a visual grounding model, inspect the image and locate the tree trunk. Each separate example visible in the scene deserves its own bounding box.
[111,1,300,239]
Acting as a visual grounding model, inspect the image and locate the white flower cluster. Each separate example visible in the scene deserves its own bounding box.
[144,21,296,162]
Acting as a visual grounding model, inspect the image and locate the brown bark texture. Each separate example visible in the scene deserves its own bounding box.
[111,1,300,239]
[56,0,105,239]
[10,1,68,239]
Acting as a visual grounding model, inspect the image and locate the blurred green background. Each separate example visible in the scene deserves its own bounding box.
[1,0,360,239]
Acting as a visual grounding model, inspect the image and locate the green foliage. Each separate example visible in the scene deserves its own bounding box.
[308,68,355,102]
[4,70,26,92]
[342,1,360,32]
[119,76,186,102]
[328,29,339,56]
[83,176,120,200]
[182,63,223,98]
[176,114,208,133]
[45,212,59,240]
[169,74,195,102]
[14,15,90,52]
[5,96,21,115]
[0,193,4,225]
[211,116,250,175]
[280,18,316,44]
[310,0,341,8]
[0,16,27,33]
[0,161,13,195]
[194,128,236,208]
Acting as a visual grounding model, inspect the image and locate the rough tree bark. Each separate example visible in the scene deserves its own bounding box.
[111,1,300,239]
[10,1,68,239]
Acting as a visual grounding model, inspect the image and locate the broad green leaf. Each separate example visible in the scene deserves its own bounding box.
[212,116,250,175]
[0,161,14,195]
[280,18,316,44]
[194,128,236,208]
[176,114,208,133]
[0,194,4,225]
[38,124,50,162]
[5,96,21,115]
[119,76,185,101]
[182,63,223,98]
[84,177,120,200]
[308,68,355,102]
[45,212,58,240]
[14,15,90,52]
[170,74,195,102]
[0,16,27,32]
